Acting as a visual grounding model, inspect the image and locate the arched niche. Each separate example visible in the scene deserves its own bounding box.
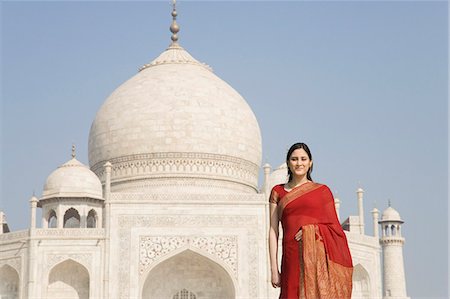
[86,209,97,228]
[64,208,81,228]
[48,209,57,228]
[0,264,20,299]
[352,263,371,299]
[142,249,235,299]
[47,259,89,299]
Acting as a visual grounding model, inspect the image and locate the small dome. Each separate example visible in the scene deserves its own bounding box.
[41,158,103,200]
[381,206,402,222]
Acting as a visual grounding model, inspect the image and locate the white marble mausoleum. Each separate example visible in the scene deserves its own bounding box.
[0,4,409,299]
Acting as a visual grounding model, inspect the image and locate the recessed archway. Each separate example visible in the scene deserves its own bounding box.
[86,209,97,228]
[352,263,371,299]
[0,264,20,299]
[64,208,81,228]
[47,259,89,299]
[142,249,235,299]
[48,209,57,228]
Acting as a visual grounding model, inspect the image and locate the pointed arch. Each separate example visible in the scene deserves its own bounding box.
[352,263,371,299]
[391,224,396,236]
[141,249,235,299]
[86,209,97,228]
[0,264,20,299]
[64,208,80,228]
[48,209,57,228]
[47,259,89,299]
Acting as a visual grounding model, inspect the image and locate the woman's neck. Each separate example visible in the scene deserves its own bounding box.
[288,175,309,188]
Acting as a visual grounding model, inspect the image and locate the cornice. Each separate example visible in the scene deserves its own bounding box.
[91,152,259,192]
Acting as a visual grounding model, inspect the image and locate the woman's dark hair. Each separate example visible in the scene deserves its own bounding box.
[286,142,313,182]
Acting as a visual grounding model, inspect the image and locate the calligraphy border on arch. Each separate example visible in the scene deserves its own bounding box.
[45,253,93,274]
[118,214,259,299]
[0,257,21,274]
[139,235,238,277]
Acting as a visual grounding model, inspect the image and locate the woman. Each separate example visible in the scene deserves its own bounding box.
[268,143,353,299]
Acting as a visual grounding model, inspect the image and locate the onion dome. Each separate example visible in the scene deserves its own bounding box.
[88,5,261,193]
[380,206,403,222]
[41,157,103,200]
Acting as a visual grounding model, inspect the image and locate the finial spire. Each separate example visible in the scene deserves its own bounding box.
[170,0,180,45]
[71,144,76,159]
[388,199,391,207]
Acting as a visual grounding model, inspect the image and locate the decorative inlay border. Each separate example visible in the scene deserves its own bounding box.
[46,253,92,273]
[110,176,257,193]
[380,238,405,245]
[34,228,105,238]
[139,44,212,72]
[91,152,259,189]
[117,214,259,299]
[111,192,265,202]
[139,235,237,276]
[0,257,21,273]
[0,230,28,242]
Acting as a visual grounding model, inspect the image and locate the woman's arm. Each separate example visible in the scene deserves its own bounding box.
[268,202,281,288]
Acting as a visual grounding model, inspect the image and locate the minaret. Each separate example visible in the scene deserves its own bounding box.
[262,163,271,195]
[379,204,409,299]
[29,195,39,229]
[356,187,365,234]
[334,196,341,222]
[28,194,39,298]
[371,207,379,238]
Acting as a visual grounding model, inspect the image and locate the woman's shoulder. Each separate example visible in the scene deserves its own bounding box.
[269,184,286,204]
[312,182,335,198]
[311,182,331,191]
[271,183,285,192]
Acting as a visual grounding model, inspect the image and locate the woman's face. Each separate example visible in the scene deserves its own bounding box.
[288,148,312,179]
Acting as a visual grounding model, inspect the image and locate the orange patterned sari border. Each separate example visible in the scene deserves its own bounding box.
[278,182,323,218]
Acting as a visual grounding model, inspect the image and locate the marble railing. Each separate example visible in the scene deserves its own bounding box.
[33,228,105,238]
[0,228,105,242]
[0,229,28,242]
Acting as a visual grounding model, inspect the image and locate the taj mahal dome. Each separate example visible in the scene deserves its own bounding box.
[0,3,409,299]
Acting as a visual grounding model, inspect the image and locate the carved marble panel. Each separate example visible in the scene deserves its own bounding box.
[92,152,259,190]
[0,257,21,273]
[46,253,92,273]
[117,214,259,299]
[139,235,237,276]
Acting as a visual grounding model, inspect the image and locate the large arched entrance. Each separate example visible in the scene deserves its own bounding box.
[47,259,89,299]
[0,264,20,299]
[142,250,235,299]
[352,264,371,298]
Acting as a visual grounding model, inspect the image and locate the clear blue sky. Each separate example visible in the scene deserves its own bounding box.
[1,1,448,298]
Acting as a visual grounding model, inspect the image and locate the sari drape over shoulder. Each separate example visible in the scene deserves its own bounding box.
[270,182,353,299]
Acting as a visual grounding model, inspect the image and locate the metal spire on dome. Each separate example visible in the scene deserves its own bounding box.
[170,0,180,45]
[71,144,76,159]
[139,0,213,72]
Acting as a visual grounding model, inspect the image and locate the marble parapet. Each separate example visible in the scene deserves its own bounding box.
[91,152,259,193]
[110,192,266,203]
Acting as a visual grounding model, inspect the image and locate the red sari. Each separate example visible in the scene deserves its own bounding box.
[270,182,353,299]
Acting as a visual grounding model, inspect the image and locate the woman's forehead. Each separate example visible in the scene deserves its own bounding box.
[291,148,308,156]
